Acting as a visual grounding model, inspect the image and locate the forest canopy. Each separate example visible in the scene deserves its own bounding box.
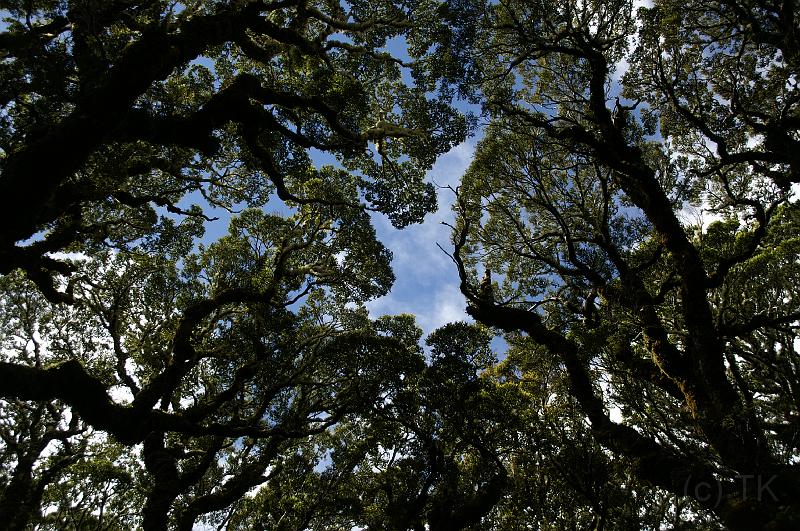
[0,1,799,530]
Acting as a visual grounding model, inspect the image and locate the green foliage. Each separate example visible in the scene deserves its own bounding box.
[2,1,799,530]
[0,1,469,528]
[439,0,800,529]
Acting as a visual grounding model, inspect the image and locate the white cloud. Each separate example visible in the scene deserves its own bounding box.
[366,281,470,341]
[429,283,470,332]
[429,141,475,193]
[677,200,725,233]
[108,385,135,405]
[367,141,476,337]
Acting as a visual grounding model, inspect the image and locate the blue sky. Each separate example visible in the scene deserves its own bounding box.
[356,37,476,337]
[161,1,661,343]
[365,140,476,337]
[179,34,482,341]
[185,137,478,340]
[171,125,479,342]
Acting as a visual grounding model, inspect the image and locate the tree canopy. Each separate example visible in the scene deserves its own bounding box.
[1,0,799,530]
[443,0,800,528]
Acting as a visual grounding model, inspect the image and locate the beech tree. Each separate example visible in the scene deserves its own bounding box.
[435,0,800,529]
[3,1,800,530]
[0,0,467,528]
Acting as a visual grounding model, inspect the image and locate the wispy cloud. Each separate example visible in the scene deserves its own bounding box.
[367,141,476,337]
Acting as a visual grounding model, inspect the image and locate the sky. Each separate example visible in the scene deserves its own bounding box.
[92,0,797,349]
[181,0,654,343]
[184,137,479,341]
[177,34,482,342]
[359,37,479,338]
[365,140,476,337]
[359,0,655,340]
